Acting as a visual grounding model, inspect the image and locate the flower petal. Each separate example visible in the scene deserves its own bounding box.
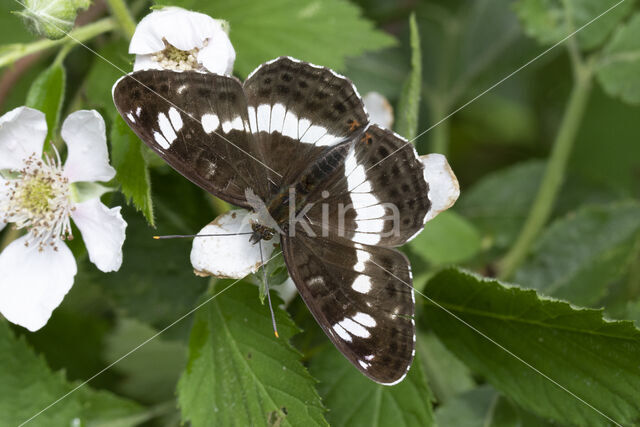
[129,7,225,54]
[0,177,8,232]
[197,29,236,75]
[61,110,116,183]
[0,107,47,170]
[421,154,460,222]
[191,210,278,279]
[133,54,163,72]
[71,199,126,272]
[363,92,394,129]
[0,235,76,331]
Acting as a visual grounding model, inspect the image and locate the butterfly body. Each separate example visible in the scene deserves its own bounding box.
[112,57,451,385]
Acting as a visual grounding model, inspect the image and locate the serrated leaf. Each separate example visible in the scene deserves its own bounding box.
[0,320,144,426]
[25,63,65,143]
[514,0,634,50]
[456,161,544,250]
[410,210,482,266]
[515,201,640,306]
[597,12,640,105]
[309,344,433,427]
[177,281,327,427]
[111,115,154,226]
[154,0,395,77]
[395,13,421,140]
[422,268,640,426]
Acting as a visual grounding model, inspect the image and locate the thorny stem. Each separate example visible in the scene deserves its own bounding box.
[0,18,116,69]
[105,0,137,39]
[498,61,594,280]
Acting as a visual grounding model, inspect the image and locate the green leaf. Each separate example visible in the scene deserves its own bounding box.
[417,332,474,404]
[111,115,154,227]
[309,344,434,427]
[85,40,131,110]
[514,0,634,50]
[515,201,640,306]
[435,385,554,427]
[456,161,544,251]
[422,268,640,426]
[177,281,327,427]
[154,0,395,77]
[0,320,144,426]
[597,12,640,105]
[25,63,65,143]
[104,318,186,404]
[395,13,421,140]
[410,211,482,266]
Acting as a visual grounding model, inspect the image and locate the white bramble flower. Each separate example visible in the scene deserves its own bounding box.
[191,209,278,279]
[363,92,394,129]
[129,7,235,75]
[0,107,127,332]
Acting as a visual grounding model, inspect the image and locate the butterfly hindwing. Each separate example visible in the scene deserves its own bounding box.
[113,70,270,207]
[282,229,415,385]
[305,124,431,247]
[243,57,368,187]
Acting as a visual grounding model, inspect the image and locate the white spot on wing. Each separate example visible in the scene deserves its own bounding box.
[222,116,243,133]
[158,113,177,145]
[153,131,170,149]
[247,106,258,133]
[201,114,220,134]
[333,324,352,342]
[270,103,286,134]
[315,133,342,147]
[353,312,376,327]
[298,118,311,139]
[353,232,381,245]
[352,275,372,293]
[354,250,370,273]
[168,107,183,131]
[126,113,136,123]
[300,125,326,144]
[257,104,271,133]
[282,110,299,139]
[339,318,370,338]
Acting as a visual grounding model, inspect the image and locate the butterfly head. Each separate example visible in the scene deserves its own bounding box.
[249,222,276,245]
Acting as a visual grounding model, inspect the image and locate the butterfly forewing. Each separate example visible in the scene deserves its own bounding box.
[113,70,270,207]
[305,124,431,247]
[243,57,368,187]
[282,228,415,384]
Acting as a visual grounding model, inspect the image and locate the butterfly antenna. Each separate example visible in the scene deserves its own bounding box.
[153,232,253,239]
[259,240,280,338]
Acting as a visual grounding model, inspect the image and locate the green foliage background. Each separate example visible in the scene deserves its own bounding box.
[1,0,640,425]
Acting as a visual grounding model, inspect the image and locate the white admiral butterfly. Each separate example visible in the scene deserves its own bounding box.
[113,57,456,385]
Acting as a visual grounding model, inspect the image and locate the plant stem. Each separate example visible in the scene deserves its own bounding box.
[430,99,450,155]
[0,18,115,69]
[498,65,593,280]
[106,0,137,39]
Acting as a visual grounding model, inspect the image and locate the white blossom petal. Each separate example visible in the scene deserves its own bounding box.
[0,235,76,332]
[0,107,47,170]
[197,29,236,75]
[61,110,115,183]
[421,154,460,222]
[0,176,7,232]
[71,199,126,272]
[191,210,278,279]
[132,54,164,72]
[130,7,226,54]
[363,92,394,129]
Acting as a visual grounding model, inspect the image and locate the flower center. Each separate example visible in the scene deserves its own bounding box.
[151,38,208,71]
[1,152,73,251]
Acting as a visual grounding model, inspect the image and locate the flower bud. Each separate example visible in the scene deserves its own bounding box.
[19,0,90,40]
